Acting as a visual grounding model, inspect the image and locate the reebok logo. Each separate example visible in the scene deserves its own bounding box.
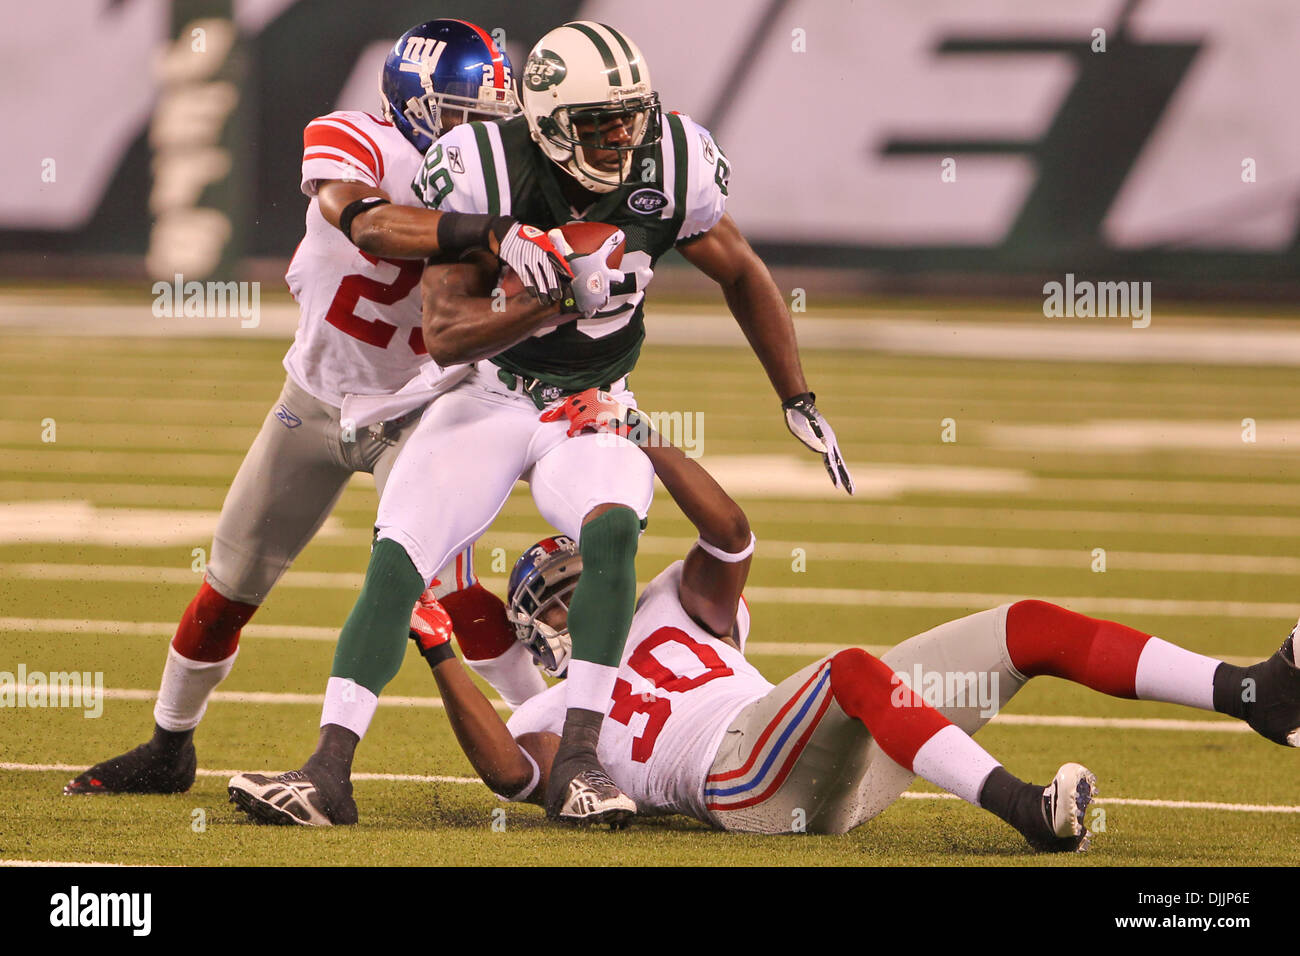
[275,405,302,428]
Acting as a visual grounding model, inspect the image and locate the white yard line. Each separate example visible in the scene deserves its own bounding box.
[3,762,1295,815]
[0,617,1268,666]
[0,859,129,867]
[0,762,481,785]
[11,530,1300,584]
[7,302,1300,366]
[898,792,1300,813]
[0,693,1256,730]
[4,561,1297,618]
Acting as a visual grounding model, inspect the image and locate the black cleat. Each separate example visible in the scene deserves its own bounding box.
[1240,620,1300,747]
[227,768,357,826]
[63,740,197,795]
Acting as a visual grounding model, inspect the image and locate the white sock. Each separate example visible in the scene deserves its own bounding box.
[564,660,620,714]
[910,724,1003,807]
[320,676,379,738]
[466,643,548,710]
[1134,637,1220,710]
[153,645,238,732]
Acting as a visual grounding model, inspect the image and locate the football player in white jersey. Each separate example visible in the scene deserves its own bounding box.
[65,19,577,796]
[404,389,1300,847]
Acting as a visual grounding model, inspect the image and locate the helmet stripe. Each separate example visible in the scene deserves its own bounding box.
[597,23,642,86]
[449,18,506,90]
[565,21,621,86]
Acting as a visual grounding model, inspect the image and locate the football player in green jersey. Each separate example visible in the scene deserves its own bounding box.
[227,21,853,829]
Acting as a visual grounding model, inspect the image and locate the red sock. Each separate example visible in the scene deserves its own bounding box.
[1005,599,1151,698]
[171,580,258,662]
[440,583,515,661]
[828,648,951,770]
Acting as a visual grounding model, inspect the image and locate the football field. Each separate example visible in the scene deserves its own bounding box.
[2,303,1300,867]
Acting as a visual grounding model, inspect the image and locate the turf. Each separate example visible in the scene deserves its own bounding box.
[2,321,1299,866]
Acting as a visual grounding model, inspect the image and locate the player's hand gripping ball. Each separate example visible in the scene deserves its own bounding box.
[499,221,625,317]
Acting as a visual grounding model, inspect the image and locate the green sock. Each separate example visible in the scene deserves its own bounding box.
[567,507,641,668]
[331,538,425,695]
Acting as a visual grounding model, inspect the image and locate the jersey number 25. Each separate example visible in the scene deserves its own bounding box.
[324,253,425,354]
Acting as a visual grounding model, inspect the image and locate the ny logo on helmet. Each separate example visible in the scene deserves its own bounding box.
[400,35,447,71]
[524,50,567,91]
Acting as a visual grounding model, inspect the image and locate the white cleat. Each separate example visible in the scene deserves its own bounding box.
[549,768,637,828]
[1040,762,1099,853]
[227,769,357,827]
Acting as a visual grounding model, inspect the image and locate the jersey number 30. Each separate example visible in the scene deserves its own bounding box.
[608,627,734,763]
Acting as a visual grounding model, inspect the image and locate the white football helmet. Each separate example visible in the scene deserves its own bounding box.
[519,21,661,194]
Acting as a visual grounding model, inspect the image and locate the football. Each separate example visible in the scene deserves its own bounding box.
[499,220,625,299]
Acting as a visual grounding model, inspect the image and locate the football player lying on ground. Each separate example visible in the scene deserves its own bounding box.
[406,389,1300,844]
[226,21,854,828]
[65,19,577,796]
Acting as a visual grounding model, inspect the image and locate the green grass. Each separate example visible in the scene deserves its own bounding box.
[2,325,1299,866]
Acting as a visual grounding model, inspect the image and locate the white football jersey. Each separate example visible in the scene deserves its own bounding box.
[507,561,769,822]
[283,110,440,408]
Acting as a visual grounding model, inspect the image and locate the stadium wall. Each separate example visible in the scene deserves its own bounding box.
[2,0,1297,298]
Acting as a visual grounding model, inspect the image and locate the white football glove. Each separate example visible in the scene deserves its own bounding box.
[783,392,854,495]
[548,228,625,318]
[493,220,573,305]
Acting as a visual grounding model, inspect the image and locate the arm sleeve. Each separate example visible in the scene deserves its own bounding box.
[300,111,385,195]
[410,122,494,214]
[674,113,731,244]
[505,682,566,739]
[495,683,567,802]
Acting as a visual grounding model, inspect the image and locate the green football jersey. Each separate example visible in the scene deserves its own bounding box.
[413,110,731,390]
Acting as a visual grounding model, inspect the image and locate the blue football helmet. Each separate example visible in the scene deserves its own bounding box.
[506,535,582,678]
[380,18,518,154]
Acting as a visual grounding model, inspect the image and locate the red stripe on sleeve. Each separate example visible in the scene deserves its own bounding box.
[303,124,381,180]
[329,117,387,183]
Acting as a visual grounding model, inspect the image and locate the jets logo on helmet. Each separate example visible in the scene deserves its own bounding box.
[519,21,661,193]
[523,50,568,92]
[506,535,583,677]
[380,18,519,154]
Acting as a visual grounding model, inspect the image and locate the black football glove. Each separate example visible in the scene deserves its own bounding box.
[782,392,854,495]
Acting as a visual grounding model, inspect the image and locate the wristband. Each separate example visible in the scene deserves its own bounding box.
[436,213,513,256]
[415,636,456,668]
[500,748,541,803]
[782,391,816,410]
[338,196,390,242]
[696,532,757,563]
